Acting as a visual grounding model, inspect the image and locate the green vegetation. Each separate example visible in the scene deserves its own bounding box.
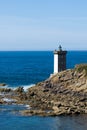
[75,64,87,76]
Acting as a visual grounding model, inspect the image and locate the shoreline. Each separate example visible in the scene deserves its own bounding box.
[0,64,87,116]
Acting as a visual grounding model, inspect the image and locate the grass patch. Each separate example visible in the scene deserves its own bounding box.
[75,64,87,76]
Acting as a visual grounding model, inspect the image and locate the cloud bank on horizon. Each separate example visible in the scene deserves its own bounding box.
[0,0,87,50]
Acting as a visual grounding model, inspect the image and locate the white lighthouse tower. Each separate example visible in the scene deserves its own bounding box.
[54,45,67,74]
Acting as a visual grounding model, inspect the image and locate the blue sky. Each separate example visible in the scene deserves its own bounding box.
[0,0,87,50]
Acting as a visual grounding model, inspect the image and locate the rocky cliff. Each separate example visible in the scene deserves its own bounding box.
[24,64,87,116]
[1,64,87,116]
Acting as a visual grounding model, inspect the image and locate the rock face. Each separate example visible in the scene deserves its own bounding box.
[0,83,7,86]
[25,64,87,116]
[1,64,87,116]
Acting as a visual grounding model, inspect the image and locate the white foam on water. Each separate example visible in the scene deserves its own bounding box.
[2,98,17,103]
[17,104,30,109]
[0,85,8,89]
[0,84,35,91]
[23,84,35,92]
[25,105,30,109]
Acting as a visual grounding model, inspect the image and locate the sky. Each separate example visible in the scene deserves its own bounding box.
[0,0,87,50]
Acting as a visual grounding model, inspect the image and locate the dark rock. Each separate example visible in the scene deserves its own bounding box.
[30,92,35,96]
[0,88,12,92]
[0,83,7,86]
[43,89,49,92]
[15,87,24,93]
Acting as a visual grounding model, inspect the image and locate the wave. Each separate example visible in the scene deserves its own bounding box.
[23,84,35,91]
[2,98,17,103]
[0,84,9,88]
[0,84,35,92]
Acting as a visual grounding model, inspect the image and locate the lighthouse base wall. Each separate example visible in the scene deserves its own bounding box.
[54,54,58,73]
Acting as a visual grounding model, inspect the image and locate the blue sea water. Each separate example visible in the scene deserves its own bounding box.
[0,51,87,130]
[0,51,87,87]
[0,51,53,86]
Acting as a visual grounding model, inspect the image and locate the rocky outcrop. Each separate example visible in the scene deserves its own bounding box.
[1,64,87,116]
[0,83,7,86]
[23,64,87,116]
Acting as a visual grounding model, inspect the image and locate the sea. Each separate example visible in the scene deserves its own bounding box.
[0,51,87,130]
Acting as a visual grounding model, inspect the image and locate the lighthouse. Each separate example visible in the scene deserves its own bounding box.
[54,45,67,73]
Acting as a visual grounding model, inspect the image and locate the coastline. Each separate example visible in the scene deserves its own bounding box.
[0,64,87,116]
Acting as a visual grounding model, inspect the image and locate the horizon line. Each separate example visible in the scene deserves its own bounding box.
[0,50,87,52]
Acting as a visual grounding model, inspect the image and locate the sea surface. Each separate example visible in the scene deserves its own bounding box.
[0,51,87,130]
